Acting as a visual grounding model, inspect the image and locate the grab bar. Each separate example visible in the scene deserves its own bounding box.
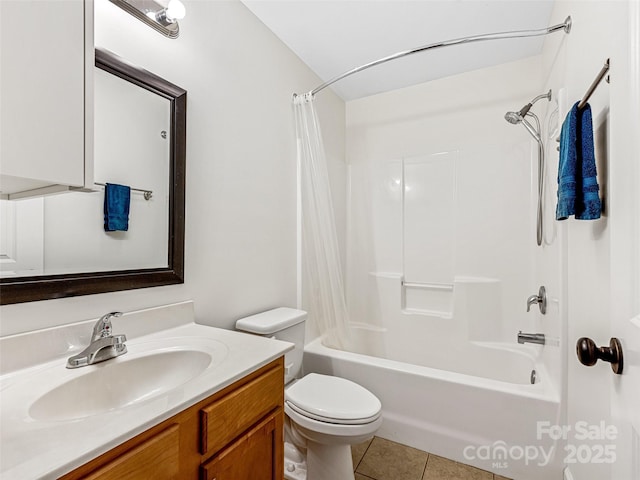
[402,281,453,291]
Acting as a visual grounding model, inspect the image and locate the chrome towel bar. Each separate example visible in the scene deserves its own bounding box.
[578,58,610,110]
[95,182,153,201]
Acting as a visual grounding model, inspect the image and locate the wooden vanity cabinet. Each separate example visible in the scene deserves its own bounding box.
[59,358,285,480]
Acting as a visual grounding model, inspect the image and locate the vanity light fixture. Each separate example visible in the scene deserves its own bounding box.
[108,0,186,39]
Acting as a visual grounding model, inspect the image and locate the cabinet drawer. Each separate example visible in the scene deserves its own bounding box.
[82,424,180,480]
[200,364,283,456]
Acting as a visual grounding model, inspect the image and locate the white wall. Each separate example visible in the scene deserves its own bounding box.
[540,2,628,480]
[345,56,542,345]
[0,0,345,336]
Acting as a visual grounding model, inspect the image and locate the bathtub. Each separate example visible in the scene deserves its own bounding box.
[303,329,563,480]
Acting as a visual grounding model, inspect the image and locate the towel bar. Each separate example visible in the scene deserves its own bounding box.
[554,58,609,152]
[95,182,153,201]
[578,59,610,110]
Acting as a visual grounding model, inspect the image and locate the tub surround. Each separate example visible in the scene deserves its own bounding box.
[300,275,561,479]
[0,301,293,480]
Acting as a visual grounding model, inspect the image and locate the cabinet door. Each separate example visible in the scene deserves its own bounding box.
[82,424,180,480]
[201,410,284,480]
[0,0,92,196]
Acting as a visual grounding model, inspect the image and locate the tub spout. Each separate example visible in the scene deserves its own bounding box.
[518,331,546,345]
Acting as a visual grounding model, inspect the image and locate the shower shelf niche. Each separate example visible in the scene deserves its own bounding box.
[401,280,454,318]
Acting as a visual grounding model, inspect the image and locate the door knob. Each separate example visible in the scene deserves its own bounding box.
[576,337,623,374]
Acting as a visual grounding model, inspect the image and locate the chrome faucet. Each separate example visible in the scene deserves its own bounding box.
[67,312,127,368]
[517,331,546,345]
[526,286,547,314]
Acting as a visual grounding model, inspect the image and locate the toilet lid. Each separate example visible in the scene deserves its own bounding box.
[285,373,381,424]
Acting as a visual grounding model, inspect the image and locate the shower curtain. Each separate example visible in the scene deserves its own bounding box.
[293,93,351,350]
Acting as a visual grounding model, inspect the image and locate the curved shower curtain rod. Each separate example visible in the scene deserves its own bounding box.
[298,16,572,97]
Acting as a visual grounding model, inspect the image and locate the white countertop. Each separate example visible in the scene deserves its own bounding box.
[0,301,293,480]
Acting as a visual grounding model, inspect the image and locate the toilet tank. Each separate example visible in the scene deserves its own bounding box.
[235,307,307,385]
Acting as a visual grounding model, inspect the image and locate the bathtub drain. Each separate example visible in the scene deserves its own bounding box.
[530,369,537,384]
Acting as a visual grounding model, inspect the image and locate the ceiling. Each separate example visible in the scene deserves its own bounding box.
[242,0,556,101]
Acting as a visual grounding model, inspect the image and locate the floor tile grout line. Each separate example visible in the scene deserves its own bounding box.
[421,452,431,480]
[354,436,375,473]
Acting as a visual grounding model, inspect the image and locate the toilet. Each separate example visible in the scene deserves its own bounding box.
[236,307,382,480]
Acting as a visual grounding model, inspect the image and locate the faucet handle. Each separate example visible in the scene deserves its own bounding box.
[526,286,547,314]
[92,311,123,340]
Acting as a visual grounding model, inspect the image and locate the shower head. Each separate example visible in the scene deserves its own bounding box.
[504,90,552,126]
[504,91,551,249]
[504,111,523,124]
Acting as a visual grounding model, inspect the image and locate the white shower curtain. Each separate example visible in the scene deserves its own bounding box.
[293,93,351,350]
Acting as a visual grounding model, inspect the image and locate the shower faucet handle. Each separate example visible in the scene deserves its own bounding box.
[526,286,547,314]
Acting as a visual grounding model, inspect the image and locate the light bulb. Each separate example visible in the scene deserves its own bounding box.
[165,0,186,21]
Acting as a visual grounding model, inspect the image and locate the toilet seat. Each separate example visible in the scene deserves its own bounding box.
[285,373,382,425]
[285,401,381,425]
[285,402,383,439]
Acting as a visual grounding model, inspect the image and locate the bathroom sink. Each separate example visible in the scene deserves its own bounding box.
[0,303,294,480]
[28,347,220,422]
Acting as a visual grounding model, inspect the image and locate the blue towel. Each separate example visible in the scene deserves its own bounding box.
[556,102,602,220]
[104,183,130,231]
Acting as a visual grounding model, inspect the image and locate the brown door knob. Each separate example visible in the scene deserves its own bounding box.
[576,337,623,374]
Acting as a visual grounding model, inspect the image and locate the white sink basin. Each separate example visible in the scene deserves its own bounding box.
[1,336,229,425]
[29,349,214,421]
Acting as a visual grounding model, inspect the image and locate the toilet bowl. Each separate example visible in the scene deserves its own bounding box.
[235,308,382,480]
[284,373,382,480]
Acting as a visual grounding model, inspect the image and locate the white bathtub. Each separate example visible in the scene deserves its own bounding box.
[303,331,563,480]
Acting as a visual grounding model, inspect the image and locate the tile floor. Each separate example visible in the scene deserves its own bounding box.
[351,437,512,480]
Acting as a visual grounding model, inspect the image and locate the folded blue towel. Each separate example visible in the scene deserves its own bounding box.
[104,183,130,232]
[556,102,602,220]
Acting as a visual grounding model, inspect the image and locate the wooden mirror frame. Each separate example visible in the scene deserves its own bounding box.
[0,48,186,305]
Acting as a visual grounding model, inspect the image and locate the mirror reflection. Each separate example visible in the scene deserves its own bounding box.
[1,68,171,277]
[0,48,186,304]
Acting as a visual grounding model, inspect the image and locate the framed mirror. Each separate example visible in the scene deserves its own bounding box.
[0,48,186,305]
